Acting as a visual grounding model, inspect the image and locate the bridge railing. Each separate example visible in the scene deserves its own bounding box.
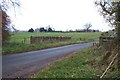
[99,36,114,45]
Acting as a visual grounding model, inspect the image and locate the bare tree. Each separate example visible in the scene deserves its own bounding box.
[95,1,118,27]
[95,0,120,74]
[0,0,20,44]
[95,1,120,48]
[84,23,92,32]
[0,0,20,11]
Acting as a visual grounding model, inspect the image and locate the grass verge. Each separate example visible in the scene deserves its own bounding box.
[2,40,83,55]
[32,46,118,78]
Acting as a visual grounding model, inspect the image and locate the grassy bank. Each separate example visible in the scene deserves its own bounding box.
[3,32,101,55]
[33,46,118,78]
[2,40,83,55]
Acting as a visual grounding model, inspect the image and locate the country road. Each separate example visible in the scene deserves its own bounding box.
[3,42,94,78]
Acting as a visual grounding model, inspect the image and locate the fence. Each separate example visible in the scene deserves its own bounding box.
[30,36,71,44]
[10,37,30,44]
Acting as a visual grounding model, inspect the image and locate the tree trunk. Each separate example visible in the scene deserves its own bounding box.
[116,3,120,76]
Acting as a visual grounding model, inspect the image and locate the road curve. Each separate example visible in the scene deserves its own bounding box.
[3,42,94,78]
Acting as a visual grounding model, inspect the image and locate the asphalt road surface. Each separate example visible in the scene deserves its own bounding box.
[3,42,94,78]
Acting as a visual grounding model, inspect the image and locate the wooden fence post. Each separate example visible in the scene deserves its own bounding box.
[30,36,33,44]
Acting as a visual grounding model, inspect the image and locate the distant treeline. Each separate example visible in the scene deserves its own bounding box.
[28,27,53,32]
[28,27,100,32]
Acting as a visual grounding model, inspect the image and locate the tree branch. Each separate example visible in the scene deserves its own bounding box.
[100,2,114,15]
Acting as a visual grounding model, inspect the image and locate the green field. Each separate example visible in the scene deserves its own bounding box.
[10,32,101,43]
[3,32,101,55]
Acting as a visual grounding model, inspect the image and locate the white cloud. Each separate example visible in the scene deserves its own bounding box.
[8,0,113,31]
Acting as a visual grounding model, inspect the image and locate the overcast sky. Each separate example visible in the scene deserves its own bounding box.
[8,0,114,31]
